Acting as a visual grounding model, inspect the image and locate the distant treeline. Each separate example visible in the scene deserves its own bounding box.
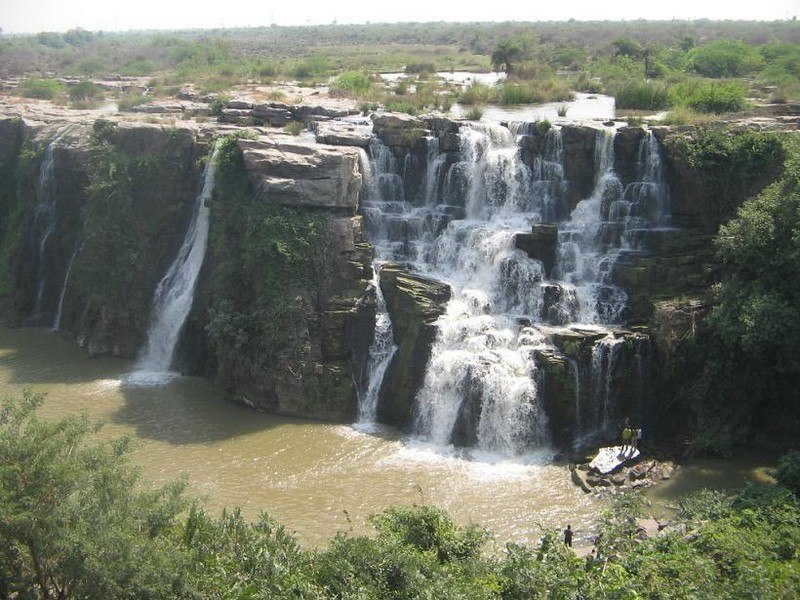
[2,20,799,78]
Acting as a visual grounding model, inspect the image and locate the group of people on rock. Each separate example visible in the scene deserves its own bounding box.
[563,419,644,549]
[620,419,642,456]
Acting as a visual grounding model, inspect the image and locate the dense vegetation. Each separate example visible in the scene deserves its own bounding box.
[0,119,27,306]
[662,132,800,452]
[2,21,798,116]
[205,135,334,394]
[1,391,799,598]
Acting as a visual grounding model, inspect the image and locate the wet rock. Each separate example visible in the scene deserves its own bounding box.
[613,126,646,188]
[372,112,428,148]
[514,223,558,277]
[561,124,598,212]
[535,349,577,449]
[377,265,451,428]
[571,465,593,493]
[541,284,579,326]
[650,297,709,358]
[372,112,425,131]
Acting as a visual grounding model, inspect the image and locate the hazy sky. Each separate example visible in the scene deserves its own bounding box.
[1,0,798,33]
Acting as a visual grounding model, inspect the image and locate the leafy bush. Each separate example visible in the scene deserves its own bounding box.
[117,93,149,111]
[464,106,484,120]
[385,99,420,115]
[405,61,437,74]
[0,391,191,597]
[690,39,763,78]
[499,83,535,105]
[371,506,489,563]
[330,70,372,95]
[2,395,800,598]
[289,55,332,79]
[498,80,572,105]
[776,452,800,495]
[120,58,155,76]
[613,80,669,110]
[18,78,62,100]
[675,80,748,113]
[68,81,100,102]
[458,81,495,105]
[284,121,303,136]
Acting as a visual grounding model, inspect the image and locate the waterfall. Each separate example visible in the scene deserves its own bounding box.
[556,130,627,324]
[361,120,670,454]
[357,265,397,424]
[30,141,59,319]
[132,141,221,380]
[408,124,551,455]
[52,241,80,331]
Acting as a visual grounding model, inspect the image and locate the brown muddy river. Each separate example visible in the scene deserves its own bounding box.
[1,326,608,548]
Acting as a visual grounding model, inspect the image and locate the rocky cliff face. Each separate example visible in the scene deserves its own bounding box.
[191,135,374,420]
[359,113,787,450]
[0,108,788,444]
[0,118,374,421]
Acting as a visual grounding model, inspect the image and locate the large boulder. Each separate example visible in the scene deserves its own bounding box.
[371,112,427,148]
[561,125,598,212]
[377,265,451,428]
[313,121,372,148]
[238,138,362,210]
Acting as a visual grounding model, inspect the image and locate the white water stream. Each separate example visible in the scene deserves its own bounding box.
[361,123,669,454]
[131,142,220,383]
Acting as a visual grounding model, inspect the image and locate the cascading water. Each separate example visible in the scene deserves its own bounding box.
[30,141,60,320]
[52,241,80,331]
[360,120,670,454]
[131,141,221,381]
[357,265,397,424]
[556,130,627,325]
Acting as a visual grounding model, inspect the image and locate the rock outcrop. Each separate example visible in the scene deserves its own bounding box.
[238,138,362,210]
[0,116,375,423]
[378,265,451,428]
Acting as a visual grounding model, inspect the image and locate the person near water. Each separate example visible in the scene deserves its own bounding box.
[621,426,633,454]
[632,428,642,450]
[564,524,573,547]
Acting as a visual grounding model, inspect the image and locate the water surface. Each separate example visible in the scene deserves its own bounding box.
[1,326,602,548]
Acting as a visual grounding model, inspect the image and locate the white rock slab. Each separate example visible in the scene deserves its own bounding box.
[589,445,640,475]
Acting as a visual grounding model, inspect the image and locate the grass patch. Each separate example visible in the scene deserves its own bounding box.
[464,106,484,120]
[458,81,495,105]
[613,80,670,110]
[18,78,62,100]
[117,94,149,111]
[330,70,373,95]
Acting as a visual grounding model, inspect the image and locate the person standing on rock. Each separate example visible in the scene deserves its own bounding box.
[620,426,633,456]
[632,428,642,451]
[564,524,573,547]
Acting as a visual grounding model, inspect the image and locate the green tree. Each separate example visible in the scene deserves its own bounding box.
[491,39,523,74]
[0,391,190,598]
[690,39,763,78]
